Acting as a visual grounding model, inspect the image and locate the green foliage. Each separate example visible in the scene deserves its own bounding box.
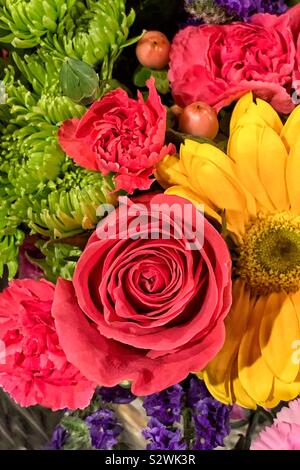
[30,240,83,283]
[61,416,92,450]
[27,166,115,238]
[0,0,76,48]
[0,53,114,277]
[0,0,138,277]
[11,49,62,95]
[0,0,137,77]
[0,230,24,278]
[133,65,170,94]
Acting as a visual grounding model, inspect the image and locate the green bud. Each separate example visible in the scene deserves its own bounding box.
[60,58,100,105]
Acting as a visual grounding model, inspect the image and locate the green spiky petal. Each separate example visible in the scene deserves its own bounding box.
[31,239,83,283]
[0,230,24,278]
[27,168,115,238]
[0,0,77,48]
[0,0,136,78]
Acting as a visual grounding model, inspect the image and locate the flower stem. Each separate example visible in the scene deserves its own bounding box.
[182,407,194,449]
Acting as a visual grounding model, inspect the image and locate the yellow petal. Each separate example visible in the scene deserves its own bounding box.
[202,369,233,405]
[228,124,276,211]
[230,362,257,409]
[180,140,256,235]
[155,154,188,190]
[264,377,300,408]
[230,92,254,133]
[165,185,222,224]
[230,93,283,135]
[238,295,274,403]
[203,281,253,404]
[281,105,300,152]
[253,98,283,135]
[256,126,289,211]
[260,292,300,384]
[286,138,300,214]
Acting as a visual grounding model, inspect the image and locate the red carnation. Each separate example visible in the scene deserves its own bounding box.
[58,78,175,193]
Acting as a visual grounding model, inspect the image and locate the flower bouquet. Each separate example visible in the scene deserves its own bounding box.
[1,0,300,451]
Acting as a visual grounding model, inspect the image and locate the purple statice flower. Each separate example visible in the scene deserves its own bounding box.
[44,425,68,450]
[192,397,231,450]
[143,418,187,450]
[85,409,122,450]
[184,0,287,25]
[215,0,287,20]
[187,376,210,407]
[143,384,184,426]
[187,377,231,450]
[184,0,236,24]
[98,385,135,404]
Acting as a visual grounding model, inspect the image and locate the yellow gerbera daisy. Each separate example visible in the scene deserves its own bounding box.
[156,92,300,409]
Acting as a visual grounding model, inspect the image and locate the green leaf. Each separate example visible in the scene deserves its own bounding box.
[60,58,99,105]
[133,65,152,87]
[133,66,170,94]
[120,30,146,49]
[151,70,170,94]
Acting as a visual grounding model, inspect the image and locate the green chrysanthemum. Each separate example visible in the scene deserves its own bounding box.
[27,165,115,238]
[0,0,77,48]
[1,62,116,233]
[0,0,136,75]
[0,59,117,278]
[0,1,137,278]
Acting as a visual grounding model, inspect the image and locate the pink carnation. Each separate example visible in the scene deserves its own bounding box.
[251,399,300,450]
[0,279,95,410]
[58,77,175,194]
[169,5,300,113]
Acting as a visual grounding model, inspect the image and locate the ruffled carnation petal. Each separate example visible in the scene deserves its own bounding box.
[58,78,174,193]
[0,279,95,410]
[169,14,297,113]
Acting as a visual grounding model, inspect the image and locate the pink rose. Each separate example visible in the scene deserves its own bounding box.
[169,9,300,114]
[0,279,95,410]
[52,194,232,395]
[58,78,175,193]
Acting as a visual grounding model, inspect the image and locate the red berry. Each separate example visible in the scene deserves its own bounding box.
[179,102,219,140]
[136,31,170,70]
